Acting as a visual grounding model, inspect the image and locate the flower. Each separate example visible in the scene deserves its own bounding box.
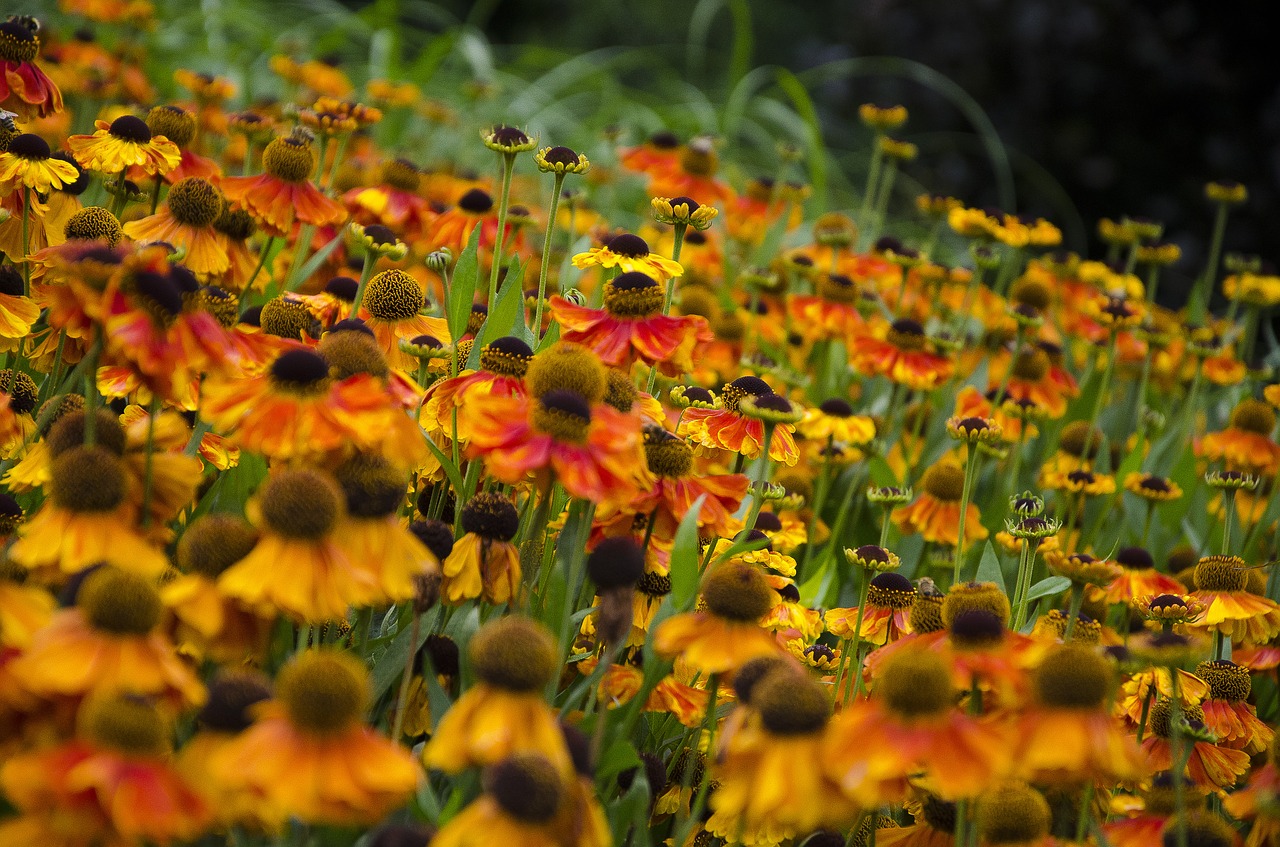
[624,426,749,540]
[1194,659,1274,754]
[572,232,684,280]
[0,694,211,844]
[68,115,181,175]
[852,318,954,390]
[121,177,230,279]
[12,566,206,709]
[1124,472,1183,502]
[534,145,591,176]
[210,650,419,826]
[798,398,877,445]
[707,668,856,841]
[0,18,63,119]
[1189,554,1280,644]
[677,375,801,465]
[1197,398,1280,477]
[424,616,574,776]
[0,133,79,192]
[652,195,718,230]
[824,571,915,646]
[654,560,784,676]
[420,336,531,441]
[465,389,649,507]
[9,444,169,579]
[892,461,988,551]
[441,492,523,605]
[1097,546,1184,606]
[549,271,712,375]
[1014,644,1144,783]
[218,129,347,236]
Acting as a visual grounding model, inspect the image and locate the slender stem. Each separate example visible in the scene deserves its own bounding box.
[283,224,317,292]
[82,339,102,446]
[1075,783,1095,843]
[244,235,276,293]
[390,609,421,742]
[140,395,162,529]
[486,154,517,311]
[533,173,566,345]
[1223,489,1237,555]
[1062,585,1085,640]
[149,178,163,215]
[348,250,379,319]
[662,224,688,316]
[741,425,776,531]
[859,136,885,238]
[846,567,872,701]
[1196,203,1230,316]
[953,444,980,585]
[1086,328,1119,441]
[1170,667,1189,847]
[1010,541,1036,630]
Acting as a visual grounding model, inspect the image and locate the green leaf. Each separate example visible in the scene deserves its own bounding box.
[670,495,708,609]
[447,225,482,342]
[1023,576,1071,603]
[292,229,344,287]
[609,776,652,847]
[774,67,827,211]
[369,610,433,701]
[974,541,1006,593]
[469,258,528,368]
[597,739,641,785]
[423,435,465,498]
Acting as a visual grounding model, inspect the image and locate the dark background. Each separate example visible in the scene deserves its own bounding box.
[417,0,1280,309]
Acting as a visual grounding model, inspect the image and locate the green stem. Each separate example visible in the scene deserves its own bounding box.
[662,224,688,316]
[486,154,517,311]
[741,425,776,531]
[859,135,885,237]
[1075,783,1095,843]
[1062,585,1085,640]
[390,609,422,741]
[846,567,872,701]
[532,172,566,346]
[1010,541,1036,630]
[348,249,379,319]
[1195,203,1230,318]
[283,224,317,292]
[953,445,980,585]
[1170,667,1189,847]
[1223,490,1237,555]
[1086,328,1119,441]
[244,235,276,293]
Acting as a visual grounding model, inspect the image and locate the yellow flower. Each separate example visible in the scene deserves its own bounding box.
[0,134,79,193]
[572,232,684,279]
[68,115,182,175]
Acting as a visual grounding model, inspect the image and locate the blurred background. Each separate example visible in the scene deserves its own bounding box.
[410,0,1279,307]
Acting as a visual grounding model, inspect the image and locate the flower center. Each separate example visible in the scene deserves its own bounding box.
[720,375,773,414]
[7,132,49,160]
[145,105,197,148]
[470,616,558,692]
[643,427,694,478]
[277,650,370,735]
[64,206,123,246]
[910,592,945,633]
[460,492,520,541]
[0,21,38,63]
[257,469,342,540]
[479,337,533,377]
[260,296,321,340]
[819,397,854,417]
[381,158,420,192]
[526,341,607,402]
[637,571,673,597]
[50,445,126,513]
[606,232,650,258]
[1194,554,1248,592]
[866,571,916,609]
[1059,420,1103,459]
[941,581,1011,628]
[1148,700,1205,738]
[887,318,926,351]
[80,694,168,756]
[0,368,37,415]
[79,567,162,634]
[334,454,405,519]
[1033,644,1111,708]
[364,269,423,321]
[457,188,493,213]
[178,514,259,578]
[1115,546,1155,570]
[268,349,332,396]
[949,609,1006,648]
[700,561,773,622]
[1230,398,1276,434]
[1010,348,1050,381]
[879,648,954,718]
[262,137,315,182]
[604,272,664,317]
[817,273,858,304]
[485,754,563,823]
[532,390,592,444]
[1195,660,1251,702]
[755,671,831,734]
[922,462,965,501]
[316,331,388,379]
[167,177,224,227]
[108,115,152,143]
[978,783,1051,846]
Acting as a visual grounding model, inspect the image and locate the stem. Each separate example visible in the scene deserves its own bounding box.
[244,235,276,293]
[846,567,872,701]
[859,136,885,238]
[348,249,379,319]
[149,178,163,215]
[741,425,776,531]
[1086,328,1119,441]
[1062,585,1085,640]
[953,444,980,585]
[1223,490,1237,555]
[283,224,317,292]
[1010,541,1036,630]
[81,339,102,446]
[1075,783,1095,843]
[485,154,517,311]
[1169,668,1188,847]
[140,395,161,529]
[390,609,421,741]
[1195,203,1230,317]
[661,224,688,315]
[533,172,566,346]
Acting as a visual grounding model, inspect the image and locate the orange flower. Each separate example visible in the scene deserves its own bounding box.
[0,694,211,845]
[677,376,800,466]
[1098,547,1186,605]
[420,337,531,441]
[466,390,649,506]
[68,115,180,175]
[1196,399,1280,477]
[786,273,866,342]
[210,650,419,826]
[893,461,988,551]
[618,426,748,540]
[219,131,346,236]
[1195,660,1274,755]
[12,567,206,710]
[1139,701,1250,792]
[427,187,500,255]
[121,177,230,279]
[441,493,522,605]
[589,659,709,728]
[825,647,1013,804]
[653,560,784,676]
[824,572,916,646]
[852,317,954,390]
[550,272,712,376]
[0,19,64,120]
[1188,555,1280,644]
[354,268,452,370]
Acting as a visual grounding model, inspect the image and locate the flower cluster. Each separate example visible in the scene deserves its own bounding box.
[0,8,1279,847]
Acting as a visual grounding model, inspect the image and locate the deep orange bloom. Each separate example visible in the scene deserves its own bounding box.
[0,20,65,120]
[549,273,712,376]
[852,317,953,390]
[219,133,346,236]
[466,391,650,506]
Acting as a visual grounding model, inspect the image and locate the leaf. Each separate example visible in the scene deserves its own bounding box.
[670,495,708,610]
[369,611,432,701]
[469,258,528,369]
[609,776,652,847]
[975,541,1006,593]
[774,67,827,211]
[597,739,641,785]
[423,435,465,498]
[1023,576,1071,603]
[446,225,482,343]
